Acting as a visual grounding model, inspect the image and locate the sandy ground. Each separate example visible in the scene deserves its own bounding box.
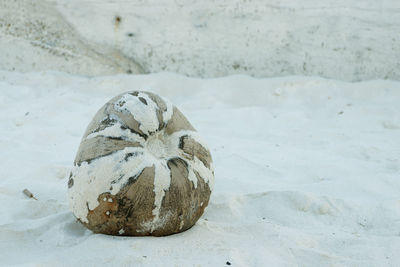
[0,71,399,266]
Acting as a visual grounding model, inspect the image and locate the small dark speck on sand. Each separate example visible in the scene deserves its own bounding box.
[226,261,231,265]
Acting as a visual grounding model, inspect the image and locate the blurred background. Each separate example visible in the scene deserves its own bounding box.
[1,0,399,81]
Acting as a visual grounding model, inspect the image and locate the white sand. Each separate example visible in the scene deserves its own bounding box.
[1,1,399,80]
[0,71,399,266]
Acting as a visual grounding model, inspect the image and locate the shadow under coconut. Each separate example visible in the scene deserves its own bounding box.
[64,218,90,237]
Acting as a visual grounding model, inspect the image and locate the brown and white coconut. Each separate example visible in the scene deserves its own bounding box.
[68,91,214,236]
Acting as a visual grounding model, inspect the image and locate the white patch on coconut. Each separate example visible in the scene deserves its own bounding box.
[161,96,174,124]
[146,132,169,159]
[118,229,125,235]
[190,158,214,191]
[179,220,184,230]
[86,121,145,144]
[68,147,153,223]
[108,198,113,203]
[149,160,171,232]
[114,93,160,135]
[187,167,198,188]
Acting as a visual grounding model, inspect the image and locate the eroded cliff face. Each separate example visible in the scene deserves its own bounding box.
[1,0,399,81]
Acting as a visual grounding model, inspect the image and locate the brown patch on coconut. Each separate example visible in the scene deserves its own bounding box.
[84,166,157,235]
[179,135,212,168]
[74,136,142,166]
[148,157,211,236]
[164,107,195,135]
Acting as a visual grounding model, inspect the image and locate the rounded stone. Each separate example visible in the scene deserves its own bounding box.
[68,91,214,236]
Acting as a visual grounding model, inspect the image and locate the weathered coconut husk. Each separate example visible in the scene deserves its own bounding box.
[68,91,214,236]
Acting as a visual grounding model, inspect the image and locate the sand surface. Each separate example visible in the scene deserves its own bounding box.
[0,71,399,266]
